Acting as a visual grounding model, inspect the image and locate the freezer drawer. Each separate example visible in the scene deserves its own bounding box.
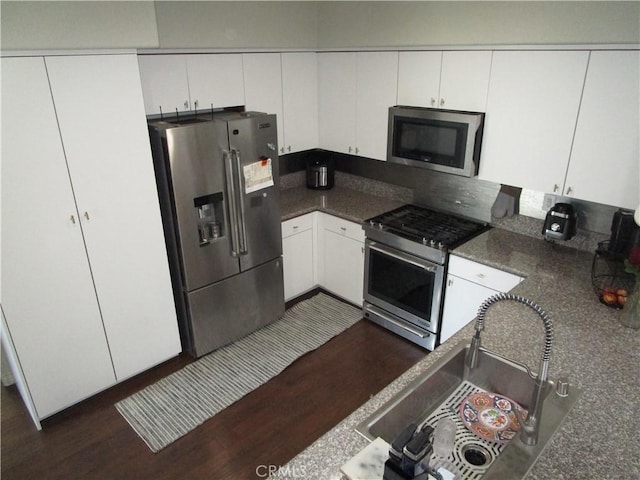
[185,257,285,357]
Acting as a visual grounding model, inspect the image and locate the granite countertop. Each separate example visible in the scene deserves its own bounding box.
[280,185,406,223]
[276,192,640,479]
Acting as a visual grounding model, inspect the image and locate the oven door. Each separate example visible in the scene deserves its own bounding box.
[364,239,444,334]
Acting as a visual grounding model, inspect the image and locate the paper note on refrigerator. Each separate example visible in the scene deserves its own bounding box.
[243,158,274,193]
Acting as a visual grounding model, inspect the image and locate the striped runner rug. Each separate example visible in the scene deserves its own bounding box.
[115,293,362,452]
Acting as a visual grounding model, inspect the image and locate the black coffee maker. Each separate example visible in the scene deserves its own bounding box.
[542,203,577,241]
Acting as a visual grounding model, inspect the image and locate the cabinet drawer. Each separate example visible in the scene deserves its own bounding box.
[322,214,365,243]
[281,213,314,238]
[448,255,523,292]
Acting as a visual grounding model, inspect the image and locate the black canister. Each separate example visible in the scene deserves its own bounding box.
[306,158,334,190]
[608,208,640,256]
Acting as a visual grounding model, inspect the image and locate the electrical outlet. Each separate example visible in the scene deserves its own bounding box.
[542,194,555,211]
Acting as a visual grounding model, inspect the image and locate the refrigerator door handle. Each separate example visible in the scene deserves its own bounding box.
[232,149,249,255]
[223,149,241,257]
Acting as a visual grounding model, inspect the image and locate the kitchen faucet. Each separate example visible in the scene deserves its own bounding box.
[465,292,554,446]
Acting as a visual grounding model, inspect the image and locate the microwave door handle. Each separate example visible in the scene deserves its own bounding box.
[223,149,241,257]
[369,243,437,272]
[232,149,249,255]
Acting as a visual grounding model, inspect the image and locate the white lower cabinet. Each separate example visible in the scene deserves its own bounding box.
[1,54,181,421]
[440,255,523,343]
[281,212,365,307]
[318,214,365,306]
[281,213,317,301]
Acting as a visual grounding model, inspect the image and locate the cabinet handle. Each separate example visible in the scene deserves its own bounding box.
[476,273,485,279]
[70,215,76,224]
[355,147,359,155]
[341,226,347,231]
[566,186,573,195]
[448,278,453,287]
[280,147,285,154]
[348,146,353,154]
[553,184,560,193]
[287,145,292,152]
[440,98,445,107]
[194,100,199,109]
[292,225,299,230]
[430,98,436,106]
[84,211,90,220]
[184,100,189,109]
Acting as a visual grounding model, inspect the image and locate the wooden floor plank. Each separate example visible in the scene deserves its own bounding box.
[1,300,426,480]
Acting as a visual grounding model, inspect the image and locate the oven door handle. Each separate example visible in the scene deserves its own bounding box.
[368,242,438,272]
[366,304,430,339]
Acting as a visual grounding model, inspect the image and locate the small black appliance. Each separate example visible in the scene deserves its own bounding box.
[608,208,640,256]
[542,203,577,241]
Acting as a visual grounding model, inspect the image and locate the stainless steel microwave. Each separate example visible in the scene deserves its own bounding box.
[387,106,485,177]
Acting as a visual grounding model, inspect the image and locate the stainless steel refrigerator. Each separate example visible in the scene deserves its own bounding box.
[148,112,285,357]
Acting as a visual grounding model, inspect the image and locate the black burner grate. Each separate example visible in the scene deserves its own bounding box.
[366,204,488,248]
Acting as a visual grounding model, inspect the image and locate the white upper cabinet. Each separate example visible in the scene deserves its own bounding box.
[398,51,492,112]
[439,51,493,112]
[355,51,399,161]
[186,54,245,111]
[478,50,589,193]
[242,53,285,148]
[318,52,357,155]
[138,55,190,115]
[565,51,639,209]
[318,51,398,160]
[281,52,319,154]
[138,54,245,116]
[397,51,442,107]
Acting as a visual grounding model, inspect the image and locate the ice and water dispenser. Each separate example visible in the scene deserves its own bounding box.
[195,193,224,245]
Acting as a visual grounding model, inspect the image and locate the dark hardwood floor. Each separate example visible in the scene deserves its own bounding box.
[1,294,426,480]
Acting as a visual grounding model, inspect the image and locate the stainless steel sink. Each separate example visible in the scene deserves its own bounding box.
[355,341,581,479]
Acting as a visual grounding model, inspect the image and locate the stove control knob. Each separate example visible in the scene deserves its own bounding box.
[429,239,436,247]
[378,222,384,229]
[438,241,445,249]
[422,237,428,245]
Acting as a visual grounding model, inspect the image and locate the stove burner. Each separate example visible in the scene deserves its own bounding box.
[366,204,488,250]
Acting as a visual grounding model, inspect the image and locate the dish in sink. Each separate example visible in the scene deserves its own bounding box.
[460,391,527,443]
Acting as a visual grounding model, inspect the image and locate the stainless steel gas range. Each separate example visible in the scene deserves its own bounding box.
[362,204,489,350]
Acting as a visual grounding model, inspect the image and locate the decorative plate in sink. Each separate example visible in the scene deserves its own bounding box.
[460,392,527,444]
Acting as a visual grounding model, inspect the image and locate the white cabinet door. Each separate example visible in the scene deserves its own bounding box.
[282,214,316,301]
[397,51,442,107]
[397,51,491,112]
[323,231,365,306]
[1,57,116,419]
[479,51,589,193]
[318,52,357,155]
[356,52,399,161]
[319,214,365,306]
[45,54,180,381]
[243,53,285,148]
[566,51,640,209]
[441,256,523,344]
[138,54,190,115]
[440,276,497,344]
[186,54,245,111]
[439,51,493,112]
[281,52,319,154]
